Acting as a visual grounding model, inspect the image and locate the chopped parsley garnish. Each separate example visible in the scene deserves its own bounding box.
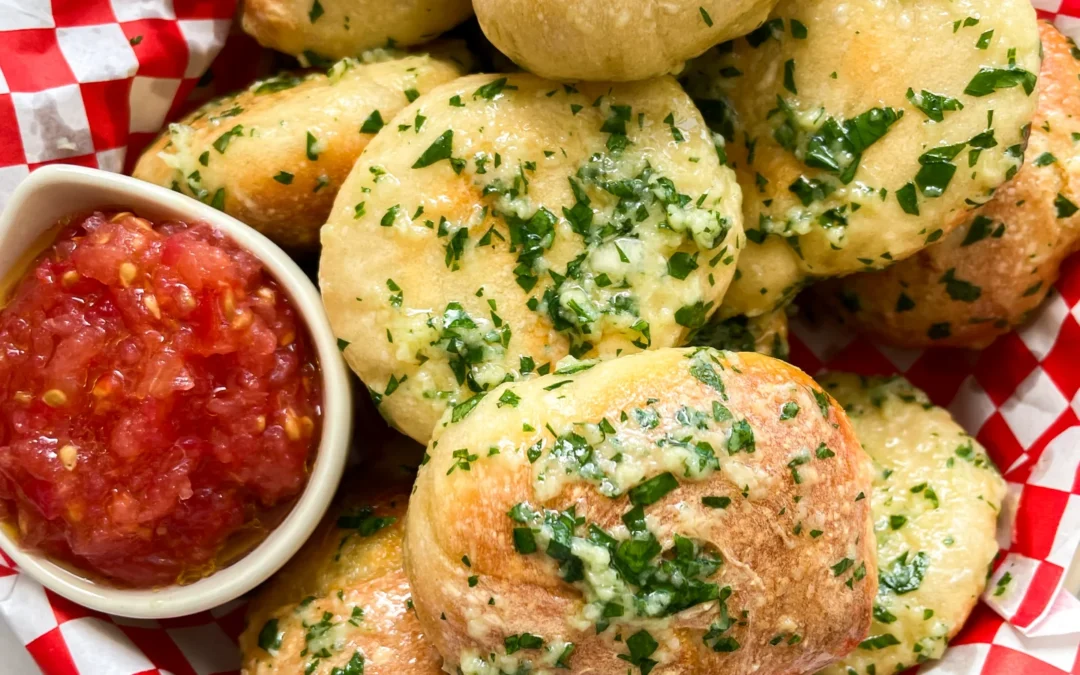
[360,110,384,134]
[879,551,929,594]
[727,420,755,454]
[334,651,365,675]
[928,322,951,340]
[994,571,1013,596]
[831,558,854,576]
[618,629,659,675]
[773,101,902,184]
[504,633,544,654]
[896,182,919,215]
[859,633,901,650]
[474,77,518,100]
[783,59,797,94]
[555,643,575,668]
[964,65,1037,97]
[336,506,396,536]
[874,604,898,624]
[961,215,1000,246]
[675,301,711,329]
[254,74,304,94]
[688,349,726,397]
[1055,193,1078,218]
[789,175,835,206]
[906,88,964,122]
[940,268,982,302]
[513,527,537,553]
[451,393,485,423]
[412,130,454,168]
[212,125,243,154]
[380,204,400,227]
[812,388,830,418]
[663,112,685,142]
[257,618,283,654]
[895,292,916,312]
[498,390,520,408]
[273,171,293,185]
[915,143,964,198]
[628,472,678,506]
[600,104,633,152]
[447,448,479,474]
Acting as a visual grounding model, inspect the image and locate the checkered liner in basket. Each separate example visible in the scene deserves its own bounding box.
[0,1,1078,674]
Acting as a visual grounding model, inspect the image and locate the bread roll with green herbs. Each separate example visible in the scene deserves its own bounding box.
[320,74,744,443]
[241,0,473,63]
[405,348,875,675]
[473,0,779,82]
[819,22,1080,348]
[133,50,470,250]
[681,0,1041,319]
[241,461,440,674]
[819,374,1006,674]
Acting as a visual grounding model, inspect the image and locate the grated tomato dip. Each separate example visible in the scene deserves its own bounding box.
[0,211,321,588]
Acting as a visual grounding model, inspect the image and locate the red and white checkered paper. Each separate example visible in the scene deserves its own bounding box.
[0,2,1078,674]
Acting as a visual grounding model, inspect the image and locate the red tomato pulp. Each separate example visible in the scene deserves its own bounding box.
[0,212,321,587]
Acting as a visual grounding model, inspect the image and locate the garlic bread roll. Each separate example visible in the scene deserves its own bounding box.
[133,50,470,250]
[241,0,473,62]
[405,348,875,675]
[819,374,1005,675]
[320,74,744,443]
[819,22,1080,348]
[681,0,1040,318]
[241,464,439,675]
[473,0,779,82]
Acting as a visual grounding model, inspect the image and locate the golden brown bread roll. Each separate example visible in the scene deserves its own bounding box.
[405,348,875,674]
[132,49,470,250]
[240,451,439,674]
[473,0,779,82]
[818,374,1005,674]
[818,22,1080,348]
[320,73,744,444]
[241,0,473,63]
[680,0,1041,319]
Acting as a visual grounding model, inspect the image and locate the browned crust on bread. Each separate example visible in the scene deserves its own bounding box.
[405,348,874,674]
[241,472,441,674]
[820,22,1080,348]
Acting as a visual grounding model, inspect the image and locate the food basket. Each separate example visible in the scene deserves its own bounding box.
[0,1,1078,673]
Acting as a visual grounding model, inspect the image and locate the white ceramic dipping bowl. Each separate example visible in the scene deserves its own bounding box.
[0,165,352,619]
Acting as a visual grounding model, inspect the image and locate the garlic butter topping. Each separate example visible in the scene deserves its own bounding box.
[680,0,1040,318]
[321,74,744,443]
